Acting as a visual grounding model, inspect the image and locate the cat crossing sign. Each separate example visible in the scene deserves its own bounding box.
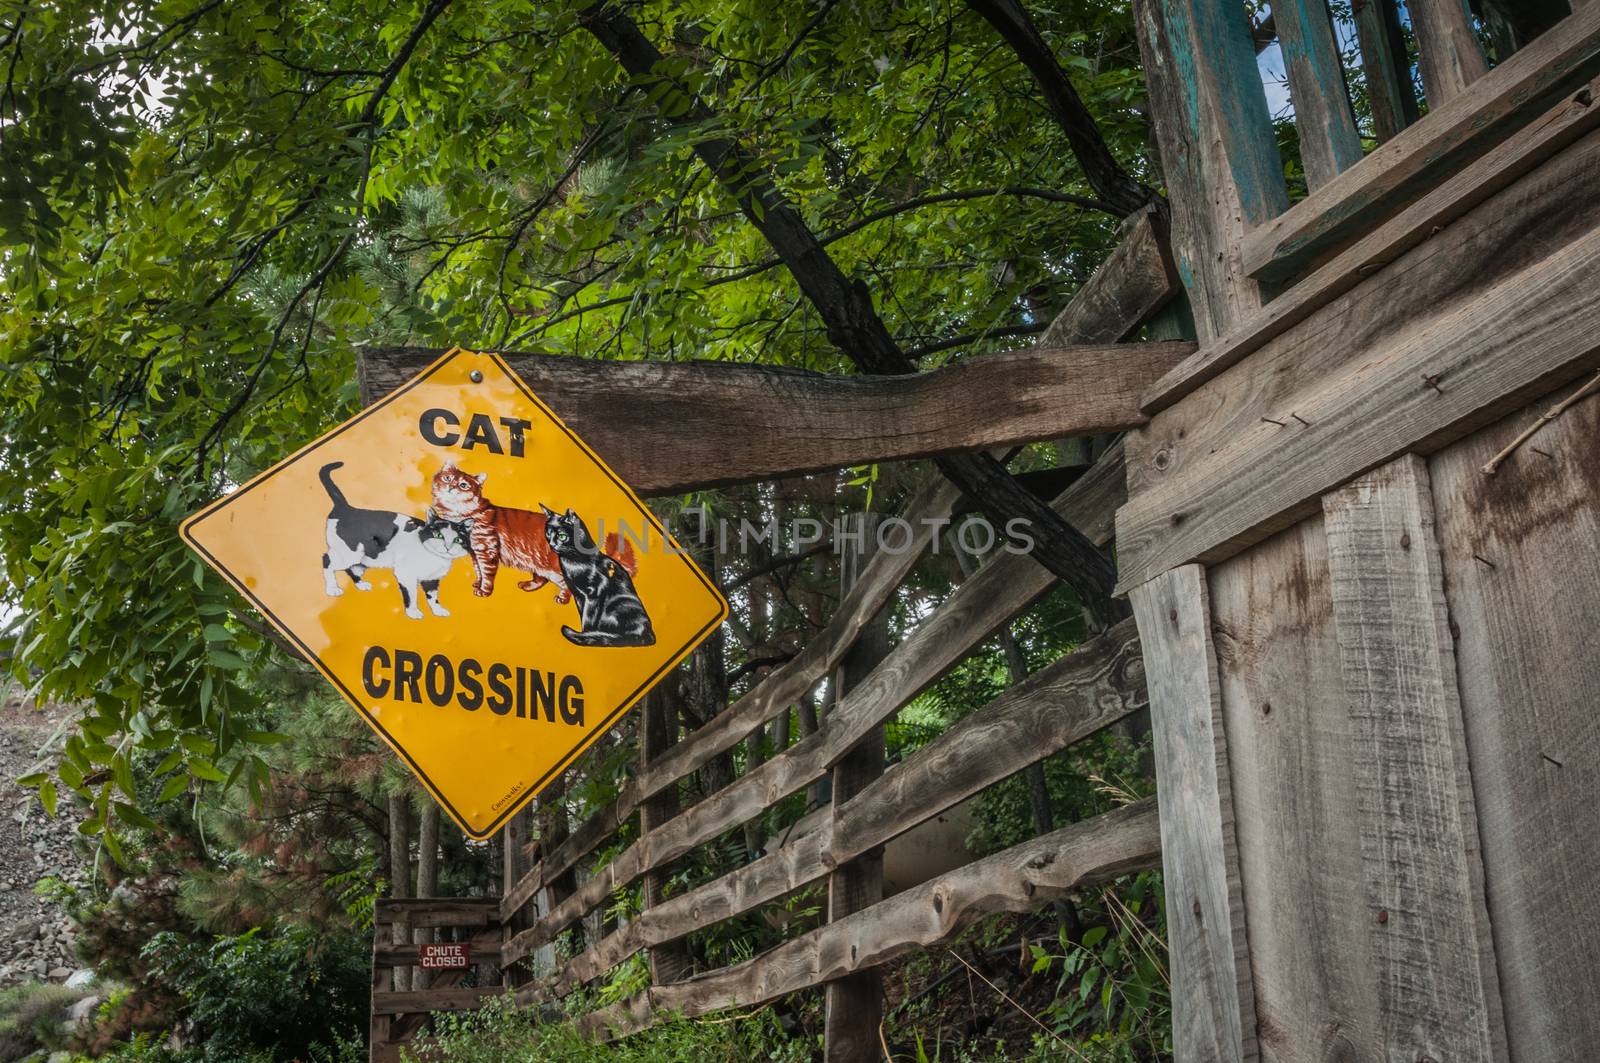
[181,348,728,839]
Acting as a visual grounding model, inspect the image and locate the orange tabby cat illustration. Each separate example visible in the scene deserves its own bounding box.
[430,464,569,601]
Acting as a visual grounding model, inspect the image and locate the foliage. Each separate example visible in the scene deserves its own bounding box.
[405,994,810,1063]
[138,923,369,1062]
[0,981,90,1062]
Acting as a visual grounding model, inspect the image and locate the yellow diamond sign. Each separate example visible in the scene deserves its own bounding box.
[181,348,727,839]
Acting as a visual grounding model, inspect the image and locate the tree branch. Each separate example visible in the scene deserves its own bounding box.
[577,4,1125,623]
[964,0,1156,216]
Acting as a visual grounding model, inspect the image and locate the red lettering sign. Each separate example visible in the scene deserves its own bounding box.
[418,943,471,970]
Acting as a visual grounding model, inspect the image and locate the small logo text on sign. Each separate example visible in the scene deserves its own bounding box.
[418,943,471,970]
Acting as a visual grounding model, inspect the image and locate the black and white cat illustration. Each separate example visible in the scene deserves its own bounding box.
[540,505,655,648]
[319,462,471,620]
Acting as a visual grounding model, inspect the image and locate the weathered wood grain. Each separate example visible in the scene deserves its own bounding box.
[1354,0,1421,143]
[638,688,690,985]
[1117,128,1600,593]
[1322,456,1507,1061]
[357,341,1190,495]
[1142,79,1600,413]
[543,618,1146,997]
[578,800,1162,1040]
[502,462,1125,967]
[1426,389,1600,1060]
[1132,0,1289,343]
[1275,0,1365,188]
[1408,0,1489,105]
[369,986,503,1016]
[372,943,503,966]
[1130,566,1256,1062]
[1038,205,1180,346]
[1209,516,1383,1060]
[373,898,498,928]
[1241,6,1600,283]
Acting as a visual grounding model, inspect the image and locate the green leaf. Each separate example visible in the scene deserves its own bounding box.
[39,780,57,817]
[158,774,188,802]
[114,801,161,831]
[1081,926,1108,948]
[188,757,226,783]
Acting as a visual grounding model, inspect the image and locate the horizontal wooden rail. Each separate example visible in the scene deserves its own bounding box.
[372,944,503,966]
[538,618,1146,996]
[370,986,504,1016]
[500,476,963,921]
[374,898,498,928]
[1143,77,1600,413]
[502,458,1123,967]
[1037,205,1178,345]
[1242,6,1600,284]
[576,798,1163,1039]
[1116,133,1600,592]
[359,341,1191,496]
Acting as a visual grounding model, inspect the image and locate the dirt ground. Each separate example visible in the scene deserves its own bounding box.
[0,688,91,986]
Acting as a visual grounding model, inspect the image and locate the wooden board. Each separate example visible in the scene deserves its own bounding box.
[578,799,1162,1040]
[358,341,1190,495]
[1208,516,1382,1061]
[1038,205,1180,345]
[369,986,502,1016]
[1353,0,1420,143]
[1274,0,1364,189]
[1143,80,1600,413]
[1426,388,1600,1059]
[1241,7,1600,283]
[1132,0,1288,343]
[1129,566,1256,1062]
[1408,0,1489,106]
[1322,456,1506,1061]
[1117,127,1600,593]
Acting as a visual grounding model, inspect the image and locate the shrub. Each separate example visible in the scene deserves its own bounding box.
[0,982,89,1062]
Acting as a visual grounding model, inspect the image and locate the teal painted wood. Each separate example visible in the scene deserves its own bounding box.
[1275,0,1366,187]
[1133,0,1289,342]
[1353,0,1421,142]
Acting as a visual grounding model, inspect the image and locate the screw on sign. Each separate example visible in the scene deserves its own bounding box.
[181,349,728,839]
[419,943,471,970]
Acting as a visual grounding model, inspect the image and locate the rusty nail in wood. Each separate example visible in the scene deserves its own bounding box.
[1472,554,1496,569]
[1400,533,1411,550]
[1577,88,1594,107]
[1192,900,1201,917]
[1261,416,1286,427]
[469,370,484,383]
[1542,752,1565,768]
[1377,910,1389,925]
[1531,447,1553,458]
[1291,413,1310,426]
[1422,373,1444,394]
[1168,609,1178,625]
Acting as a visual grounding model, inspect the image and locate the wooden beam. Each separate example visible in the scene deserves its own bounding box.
[502,457,1124,967]
[1116,126,1600,593]
[638,688,690,985]
[1354,0,1422,143]
[373,898,498,928]
[358,341,1190,496]
[578,799,1162,1040]
[1242,7,1600,283]
[1321,455,1507,1060]
[369,986,503,1016]
[1037,205,1180,345]
[1143,78,1600,413]
[1132,0,1289,343]
[1130,566,1257,1062]
[1276,0,1365,188]
[1409,0,1490,105]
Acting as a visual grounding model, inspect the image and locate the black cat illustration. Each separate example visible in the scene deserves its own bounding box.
[540,506,655,648]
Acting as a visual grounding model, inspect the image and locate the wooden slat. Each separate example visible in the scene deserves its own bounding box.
[1037,205,1180,345]
[1275,0,1365,188]
[1354,0,1421,143]
[502,460,1124,967]
[1321,455,1506,1060]
[374,898,498,928]
[1116,127,1600,593]
[1241,7,1600,283]
[1409,0,1490,105]
[370,986,503,1016]
[577,800,1162,1040]
[1130,566,1257,1062]
[358,341,1190,496]
[499,476,962,922]
[1132,0,1289,343]
[638,688,690,984]
[1143,78,1600,413]
[1426,391,1600,1059]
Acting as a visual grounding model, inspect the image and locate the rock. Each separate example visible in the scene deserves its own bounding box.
[31,958,47,977]
[68,994,101,1022]
[46,966,70,979]
[64,968,94,988]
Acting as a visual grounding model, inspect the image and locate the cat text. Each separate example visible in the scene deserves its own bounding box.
[419,408,534,458]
